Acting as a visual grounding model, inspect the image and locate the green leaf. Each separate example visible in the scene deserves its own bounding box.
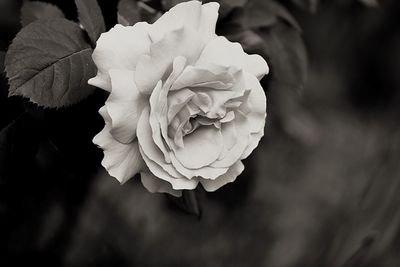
[243,0,301,32]
[291,0,319,13]
[75,0,106,46]
[5,19,96,108]
[117,0,140,26]
[258,23,307,90]
[20,1,65,27]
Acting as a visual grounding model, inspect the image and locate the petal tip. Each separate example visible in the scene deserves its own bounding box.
[203,1,220,10]
[88,76,111,91]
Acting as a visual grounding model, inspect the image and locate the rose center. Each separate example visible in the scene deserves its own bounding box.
[167,89,244,149]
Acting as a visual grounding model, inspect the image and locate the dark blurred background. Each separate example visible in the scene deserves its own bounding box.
[1,0,400,266]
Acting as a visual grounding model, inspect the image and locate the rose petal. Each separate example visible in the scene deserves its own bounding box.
[170,65,234,91]
[139,147,198,190]
[242,73,267,134]
[89,23,151,91]
[140,171,182,197]
[241,130,264,159]
[149,1,219,44]
[137,107,182,178]
[220,111,235,123]
[196,36,269,80]
[192,93,212,113]
[200,161,244,192]
[211,121,249,168]
[203,89,247,119]
[135,26,205,94]
[167,89,196,124]
[149,1,202,43]
[198,2,220,41]
[174,126,223,169]
[93,106,145,184]
[163,89,196,149]
[106,69,146,144]
[170,153,229,179]
[236,73,267,159]
[148,81,173,163]
[149,56,187,160]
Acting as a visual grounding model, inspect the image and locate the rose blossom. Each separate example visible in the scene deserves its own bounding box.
[89,1,269,196]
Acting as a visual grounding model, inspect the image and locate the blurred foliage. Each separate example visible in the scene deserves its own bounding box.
[291,0,319,12]
[118,0,162,25]
[1,0,400,266]
[117,0,141,25]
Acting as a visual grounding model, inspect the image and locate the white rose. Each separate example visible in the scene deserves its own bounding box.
[89,0,269,197]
